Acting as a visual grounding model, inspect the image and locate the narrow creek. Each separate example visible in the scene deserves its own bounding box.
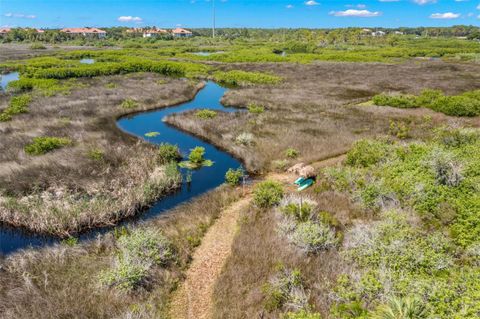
[0,81,242,255]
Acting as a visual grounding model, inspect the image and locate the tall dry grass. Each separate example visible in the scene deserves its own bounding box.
[0,185,242,319]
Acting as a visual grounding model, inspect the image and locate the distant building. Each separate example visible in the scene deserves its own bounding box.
[393,31,404,35]
[362,28,372,33]
[61,27,107,38]
[0,28,11,37]
[143,28,168,38]
[372,30,386,37]
[172,28,193,38]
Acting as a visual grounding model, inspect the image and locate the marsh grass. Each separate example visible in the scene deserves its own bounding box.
[0,74,203,234]
[0,185,243,319]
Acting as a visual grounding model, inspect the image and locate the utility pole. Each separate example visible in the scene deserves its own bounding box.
[212,0,216,38]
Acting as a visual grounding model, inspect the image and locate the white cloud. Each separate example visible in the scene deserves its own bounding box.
[413,0,437,4]
[286,4,294,9]
[477,4,480,9]
[330,9,382,17]
[305,1,319,6]
[4,13,36,19]
[117,16,143,22]
[430,12,461,19]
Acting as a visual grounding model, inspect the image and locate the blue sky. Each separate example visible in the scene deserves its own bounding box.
[1,0,479,29]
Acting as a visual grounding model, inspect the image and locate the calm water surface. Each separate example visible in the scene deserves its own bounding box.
[0,72,19,91]
[80,58,95,64]
[0,81,242,255]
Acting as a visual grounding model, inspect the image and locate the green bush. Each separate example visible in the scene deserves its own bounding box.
[100,228,174,291]
[253,180,284,208]
[157,143,181,164]
[281,200,316,222]
[290,220,337,253]
[195,109,217,119]
[247,103,265,114]
[372,94,417,109]
[188,146,206,164]
[389,120,410,139]
[225,167,244,186]
[121,98,138,109]
[0,94,32,121]
[346,139,389,168]
[285,148,300,159]
[24,136,72,155]
[87,148,104,161]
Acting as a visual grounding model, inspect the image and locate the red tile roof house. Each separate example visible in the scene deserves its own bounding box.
[0,28,11,37]
[143,28,168,38]
[171,28,193,38]
[61,27,107,38]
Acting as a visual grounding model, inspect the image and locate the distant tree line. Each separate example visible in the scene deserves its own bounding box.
[1,25,479,44]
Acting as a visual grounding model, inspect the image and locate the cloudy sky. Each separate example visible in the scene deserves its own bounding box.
[1,0,479,28]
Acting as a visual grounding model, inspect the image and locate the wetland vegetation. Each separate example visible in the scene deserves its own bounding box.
[1,26,480,318]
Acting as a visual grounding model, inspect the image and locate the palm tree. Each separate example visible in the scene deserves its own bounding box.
[371,296,427,319]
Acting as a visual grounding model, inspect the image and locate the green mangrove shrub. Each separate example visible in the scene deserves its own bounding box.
[247,103,265,114]
[225,167,244,186]
[188,146,206,164]
[0,94,31,121]
[213,70,282,86]
[24,136,72,155]
[346,139,389,168]
[285,148,300,159]
[195,109,217,119]
[253,180,284,208]
[157,143,181,164]
[121,98,138,109]
[372,89,480,117]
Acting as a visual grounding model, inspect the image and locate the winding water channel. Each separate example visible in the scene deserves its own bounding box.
[0,81,242,255]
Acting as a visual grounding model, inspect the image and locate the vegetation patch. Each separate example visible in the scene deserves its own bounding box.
[213,70,282,86]
[247,103,265,114]
[157,143,181,164]
[277,195,338,254]
[100,228,174,291]
[372,89,480,117]
[7,78,73,96]
[0,94,32,121]
[24,136,72,155]
[179,146,213,169]
[225,167,244,186]
[121,98,138,109]
[144,131,160,138]
[195,109,217,119]
[253,180,284,208]
[322,128,480,318]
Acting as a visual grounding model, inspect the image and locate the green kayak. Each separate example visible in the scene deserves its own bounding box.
[297,178,314,191]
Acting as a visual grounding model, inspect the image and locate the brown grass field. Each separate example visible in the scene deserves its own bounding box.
[0,74,204,235]
[166,60,480,173]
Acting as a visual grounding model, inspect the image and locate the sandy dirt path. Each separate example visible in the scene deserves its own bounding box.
[169,197,252,319]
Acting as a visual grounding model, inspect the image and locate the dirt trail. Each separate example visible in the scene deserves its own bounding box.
[169,154,346,319]
[169,197,252,319]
